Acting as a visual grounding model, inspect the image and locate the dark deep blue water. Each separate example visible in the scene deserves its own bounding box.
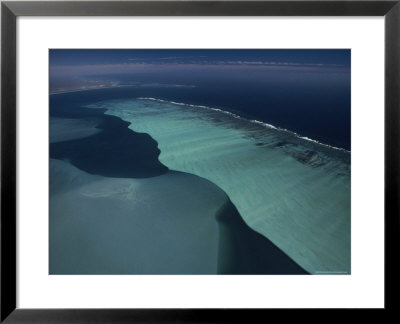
[51,68,351,151]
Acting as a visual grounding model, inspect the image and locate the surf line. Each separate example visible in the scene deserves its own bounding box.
[137,97,350,153]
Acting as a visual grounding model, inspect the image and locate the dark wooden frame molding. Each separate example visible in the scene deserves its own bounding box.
[1,1,399,322]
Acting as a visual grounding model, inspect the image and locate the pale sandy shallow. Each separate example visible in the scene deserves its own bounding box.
[50,159,226,274]
[86,98,351,274]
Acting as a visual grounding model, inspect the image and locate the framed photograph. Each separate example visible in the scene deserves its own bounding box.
[1,0,399,321]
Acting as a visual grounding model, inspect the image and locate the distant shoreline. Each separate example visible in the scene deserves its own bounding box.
[50,83,196,95]
[50,85,129,95]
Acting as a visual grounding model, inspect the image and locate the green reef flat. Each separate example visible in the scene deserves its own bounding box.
[86,98,351,274]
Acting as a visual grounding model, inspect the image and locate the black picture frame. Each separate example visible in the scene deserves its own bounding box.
[1,0,399,322]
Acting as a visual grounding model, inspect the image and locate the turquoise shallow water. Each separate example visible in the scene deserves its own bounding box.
[50,159,224,274]
[86,98,351,274]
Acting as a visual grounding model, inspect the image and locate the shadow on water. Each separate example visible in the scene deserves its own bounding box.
[50,112,168,178]
[217,201,308,274]
[50,91,308,274]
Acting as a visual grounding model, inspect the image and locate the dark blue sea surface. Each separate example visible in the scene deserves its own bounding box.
[52,67,350,151]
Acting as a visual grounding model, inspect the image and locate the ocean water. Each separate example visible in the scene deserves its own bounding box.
[51,73,351,151]
[49,93,310,274]
[50,159,223,274]
[85,97,351,274]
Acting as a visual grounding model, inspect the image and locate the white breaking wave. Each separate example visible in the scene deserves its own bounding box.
[138,97,242,119]
[250,119,278,130]
[137,97,350,153]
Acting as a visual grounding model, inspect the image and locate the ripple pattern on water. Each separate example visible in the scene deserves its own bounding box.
[85,98,351,274]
